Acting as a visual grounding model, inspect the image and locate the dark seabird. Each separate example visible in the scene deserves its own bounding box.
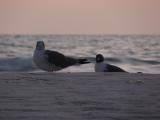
[33,41,90,71]
[95,54,127,72]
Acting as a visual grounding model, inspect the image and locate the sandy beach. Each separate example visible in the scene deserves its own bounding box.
[0,72,160,120]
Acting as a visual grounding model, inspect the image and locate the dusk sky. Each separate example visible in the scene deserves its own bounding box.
[0,0,160,34]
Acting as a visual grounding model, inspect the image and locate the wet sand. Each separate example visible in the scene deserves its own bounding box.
[0,72,160,120]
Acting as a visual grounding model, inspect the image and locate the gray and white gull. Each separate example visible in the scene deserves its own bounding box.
[33,41,90,72]
[95,54,127,72]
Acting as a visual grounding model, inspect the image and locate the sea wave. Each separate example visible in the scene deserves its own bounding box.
[0,35,160,73]
[0,57,36,72]
[0,56,159,73]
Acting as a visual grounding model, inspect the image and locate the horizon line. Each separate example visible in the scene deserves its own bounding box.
[0,33,160,36]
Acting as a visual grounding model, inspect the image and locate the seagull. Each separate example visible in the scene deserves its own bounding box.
[33,41,90,72]
[95,54,127,72]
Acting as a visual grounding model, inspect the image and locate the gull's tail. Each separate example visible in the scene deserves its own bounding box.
[78,58,90,64]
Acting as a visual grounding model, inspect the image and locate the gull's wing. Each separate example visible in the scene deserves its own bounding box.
[45,50,77,68]
[105,64,126,72]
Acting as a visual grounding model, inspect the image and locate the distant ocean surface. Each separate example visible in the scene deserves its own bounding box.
[0,35,160,73]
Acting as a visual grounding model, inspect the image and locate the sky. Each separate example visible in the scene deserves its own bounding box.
[0,0,160,34]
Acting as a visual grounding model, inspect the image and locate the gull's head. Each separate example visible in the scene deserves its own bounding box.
[36,41,45,50]
[96,54,104,63]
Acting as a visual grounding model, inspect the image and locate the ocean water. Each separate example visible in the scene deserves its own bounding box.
[0,35,160,73]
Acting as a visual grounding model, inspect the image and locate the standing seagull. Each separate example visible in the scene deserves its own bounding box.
[33,41,90,71]
[95,54,127,72]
